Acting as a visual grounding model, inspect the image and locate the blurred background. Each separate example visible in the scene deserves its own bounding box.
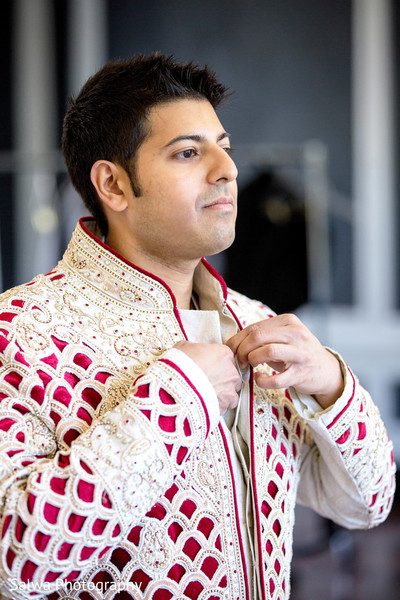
[0,0,399,598]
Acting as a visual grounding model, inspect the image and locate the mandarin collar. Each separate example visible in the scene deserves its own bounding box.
[63,217,228,313]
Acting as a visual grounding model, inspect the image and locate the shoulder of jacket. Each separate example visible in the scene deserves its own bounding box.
[226,287,276,325]
[0,266,67,308]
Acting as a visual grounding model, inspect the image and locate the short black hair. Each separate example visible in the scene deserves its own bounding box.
[62,53,230,235]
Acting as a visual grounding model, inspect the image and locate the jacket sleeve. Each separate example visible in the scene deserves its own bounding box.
[291,354,396,529]
[0,338,220,597]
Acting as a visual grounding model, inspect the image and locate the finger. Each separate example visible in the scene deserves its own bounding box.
[228,314,295,349]
[234,378,242,393]
[219,389,240,415]
[225,318,278,354]
[235,326,303,368]
[227,324,268,366]
[254,369,296,390]
[232,367,243,392]
[226,314,305,366]
[225,330,246,355]
[247,342,301,370]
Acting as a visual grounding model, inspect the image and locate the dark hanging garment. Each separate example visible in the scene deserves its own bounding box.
[225,171,308,314]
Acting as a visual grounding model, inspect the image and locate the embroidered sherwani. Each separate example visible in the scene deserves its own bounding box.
[0,218,395,600]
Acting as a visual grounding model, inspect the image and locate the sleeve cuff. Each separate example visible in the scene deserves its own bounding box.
[288,348,354,424]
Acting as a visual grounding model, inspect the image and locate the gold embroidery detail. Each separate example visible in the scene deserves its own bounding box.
[23,414,57,455]
[31,304,52,324]
[124,437,152,458]
[198,459,217,491]
[265,389,285,402]
[16,323,50,352]
[70,250,87,269]
[141,522,173,571]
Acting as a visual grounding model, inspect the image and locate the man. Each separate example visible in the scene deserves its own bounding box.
[0,54,395,600]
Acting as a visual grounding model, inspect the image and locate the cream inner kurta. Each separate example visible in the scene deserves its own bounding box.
[179,306,259,599]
